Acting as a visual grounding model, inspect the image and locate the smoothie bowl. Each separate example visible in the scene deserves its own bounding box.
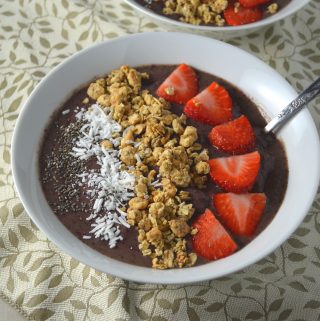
[124,0,311,37]
[11,32,320,284]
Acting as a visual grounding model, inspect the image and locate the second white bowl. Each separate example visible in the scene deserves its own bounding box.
[124,0,311,38]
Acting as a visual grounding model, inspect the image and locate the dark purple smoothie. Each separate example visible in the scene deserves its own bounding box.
[39,65,288,267]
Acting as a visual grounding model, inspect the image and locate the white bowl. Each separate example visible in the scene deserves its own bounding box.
[12,32,320,284]
[124,0,311,38]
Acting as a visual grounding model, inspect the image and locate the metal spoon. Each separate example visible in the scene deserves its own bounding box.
[264,77,320,134]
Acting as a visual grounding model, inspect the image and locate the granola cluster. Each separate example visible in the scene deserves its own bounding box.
[160,0,279,26]
[163,0,228,26]
[86,65,210,269]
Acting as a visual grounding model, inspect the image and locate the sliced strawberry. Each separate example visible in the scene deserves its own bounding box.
[213,193,267,237]
[208,115,256,154]
[184,82,232,126]
[192,209,238,260]
[208,151,260,193]
[224,1,263,26]
[156,64,198,104]
[239,0,271,8]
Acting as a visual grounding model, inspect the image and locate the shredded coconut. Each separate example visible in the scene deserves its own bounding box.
[71,104,135,247]
[62,109,70,115]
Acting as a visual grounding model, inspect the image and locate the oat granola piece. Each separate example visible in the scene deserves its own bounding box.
[107,69,126,85]
[177,203,194,219]
[180,126,198,148]
[127,208,143,226]
[97,94,111,107]
[128,113,142,125]
[147,169,157,184]
[127,68,143,93]
[113,103,129,122]
[152,190,167,203]
[87,82,105,100]
[172,118,185,135]
[110,85,132,106]
[82,97,89,104]
[145,119,166,138]
[135,178,148,198]
[164,138,177,149]
[146,227,163,243]
[128,197,149,210]
[136,162,149,173]
[267,3,278,14]
[195,160,210,175]
[120,145,137,166]
[133,123,146,135]
[100,139,113,149]
[195,149,209,162]
[152,147,164,160]
[171,168,192,187]
[162,178,177,198]
[120,128,135,148]
[149,202,166,217]
[163,249,175,268]
[179,190,190,201]
[193,174,208,188]
[138,217,153,231]
[158,146,192,187]
[161,112,175,126]
[169,219,191,237]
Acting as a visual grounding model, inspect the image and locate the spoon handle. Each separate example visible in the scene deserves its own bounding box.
[264,77,320,134]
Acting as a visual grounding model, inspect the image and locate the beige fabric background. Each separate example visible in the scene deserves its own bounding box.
[0,0,320,320]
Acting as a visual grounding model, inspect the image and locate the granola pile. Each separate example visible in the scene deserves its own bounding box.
[153,0,279,26]
[163,0,228,26]
[86,66,210,269]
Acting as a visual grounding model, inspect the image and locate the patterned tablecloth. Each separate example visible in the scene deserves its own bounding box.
[1,0,320,320]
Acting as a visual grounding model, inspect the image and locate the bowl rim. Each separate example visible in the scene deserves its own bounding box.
[11,31,320,284]
[124,0,311,32]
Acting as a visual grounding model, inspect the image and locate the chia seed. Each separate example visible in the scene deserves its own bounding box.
[40,119,88,214]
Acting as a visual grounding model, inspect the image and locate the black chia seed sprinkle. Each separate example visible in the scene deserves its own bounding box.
[40,119,91,215]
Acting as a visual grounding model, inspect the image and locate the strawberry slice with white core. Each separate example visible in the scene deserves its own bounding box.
[184,82,232,126]
[208,151,261,193]
[192,208,238,260]
[156,64,198,104]
[213,193,267,237]
[208,115,256,154]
